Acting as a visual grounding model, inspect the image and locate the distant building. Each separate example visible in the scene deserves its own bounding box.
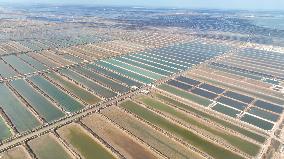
[130,86,139,90]
[141,90,150,94]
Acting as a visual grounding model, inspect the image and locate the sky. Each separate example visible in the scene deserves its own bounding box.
[1,0,284,10]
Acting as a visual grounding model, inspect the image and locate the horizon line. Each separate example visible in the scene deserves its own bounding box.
[1,2,284,12]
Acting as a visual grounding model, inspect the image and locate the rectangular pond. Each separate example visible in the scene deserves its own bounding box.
[59,69,117,99]
[248,107,279,122]
[115,56,172,76]
[143,52,192,68]
[96,60,154,84]
[58,124,116,159]
[83,114,158,159]
[2,55,37,74]
[154,93,267,143]
[253,100,283,114]
[126,54,178,73]
[212,103,241,118]
[241,114,274,130]
[46,72,101,105]
[10,79,65,122]
[28,53,61,68]
[28,134,74,159]
[198,83,225,94]
[73,67,130,94]
[0,84,41,132]
[20,40,42,51]
[42,51,74,66]
[0,60,18,78]
[120,100,244,159]
[176,76,201,86]
[159,84,213,107]
[191,88,219,100]
[217,97,247,111]
[101,106,202,159]
[62,54,83,63]
[0,146,31,159]
[223,91,254,104]
[133,54,187,70]
[28,75,84,112]
[18,54,49,71]
[167,80,193,91]
[139,96,260,156]
[86,64,143,87]
[0,116,11,141]
[105,59,164,80]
